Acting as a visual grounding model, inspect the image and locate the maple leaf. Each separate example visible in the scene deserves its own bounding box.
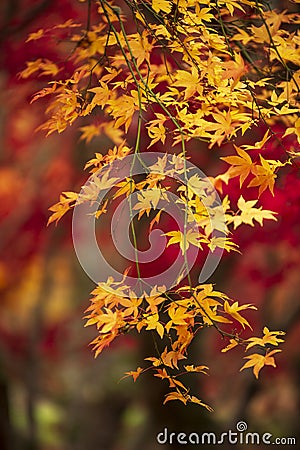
[240,350,282,379]
[184,365,209,374]
[174,66,201,100]
[248,156,277,196]
[19,59,43,78]
[160,347,186,369]
[283,117,300,144]
[119,296,142,318]
[145,313,164,338]
[54,19,81,29]
[154,368,187,390]
[26,29,45,42]
[221,146,253,186]
[194,6,214,24]
[147,123,166,147]
[144,289,165,314]
[165,229,205,254]
[205,110,238,146]
[103,121,124,145]
[145,356,161,367]
[128,30,153,67]
[232,28,252,45]
[221,339,239,353]
[197,297,232,326]
[230,195,277,229]
[188,395,214,411]
[163,391,188,405]
[96,308,125,334]
[47,191,78,225]
[88,82,110,109]
[166,306,193,332]
[220,0,246,15]
[122,367,144,382]
[222,53,247,87]
[30,82,57,104]
[242,130,270,151]
[92,334,117,358]
[149,210,163,232]
[224,301,257,329]
[208,237,240,253]
[152,0,172,14]
[245,327,285,350]
[113,178,135,200]
[38,60,60,77]
[133,189,162,219]
[93,170,119,191]
[80,124,102,143]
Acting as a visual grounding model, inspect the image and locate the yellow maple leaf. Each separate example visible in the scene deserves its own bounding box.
[133,189,162,219]
[224,300,257,329]
[184,365,209,374]
[219,0,246,15]
[163,390,188,405]
[93,170,119,191]
[221,339,239,353]
[232,28,252,45]
[240,349,282,379]
[47,191,78,226]
[145,313,164,338]
[147,123,166,147]
[174,66,201,100]
[128,30,153,67]
[80,124,102,143]
[165,229,205,254]
[283,117,300,144]
[88,82,110,109]
[208,237,240,253]
[38,60,60,77]
[122,367,144,382]
[245,327,285,350]
[119,296,142,318]
[96,308,125,334]
[188,395,213,411]
[144,289,165,314]
[47,202,71,226]
[19,59,43,78]
[205,110,238,146]
[222,53,247,87]
[242,130,270,151]
[230,195,277,229]
[160,347,186,369]
[248,156,277,196]
[197,297,232,326]
[152,0,172,14]
[154,368,187,390]
[194,6,214,24]
[166,305,193,332]
[107,91,140,132]
[26,29,45,42]
[221,145,253,186]
[103,121,124,145]
[149,210,163,232]
[114,178,136,199]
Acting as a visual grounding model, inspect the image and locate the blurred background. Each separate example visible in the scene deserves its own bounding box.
[0,1,299,449]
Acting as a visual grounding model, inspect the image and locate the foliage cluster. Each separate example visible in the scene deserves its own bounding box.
[20,0,300,409]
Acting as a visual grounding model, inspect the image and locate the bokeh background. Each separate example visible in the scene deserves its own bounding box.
[0,1,299,449]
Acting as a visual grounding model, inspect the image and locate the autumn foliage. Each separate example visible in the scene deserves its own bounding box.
[19,0,300,411]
